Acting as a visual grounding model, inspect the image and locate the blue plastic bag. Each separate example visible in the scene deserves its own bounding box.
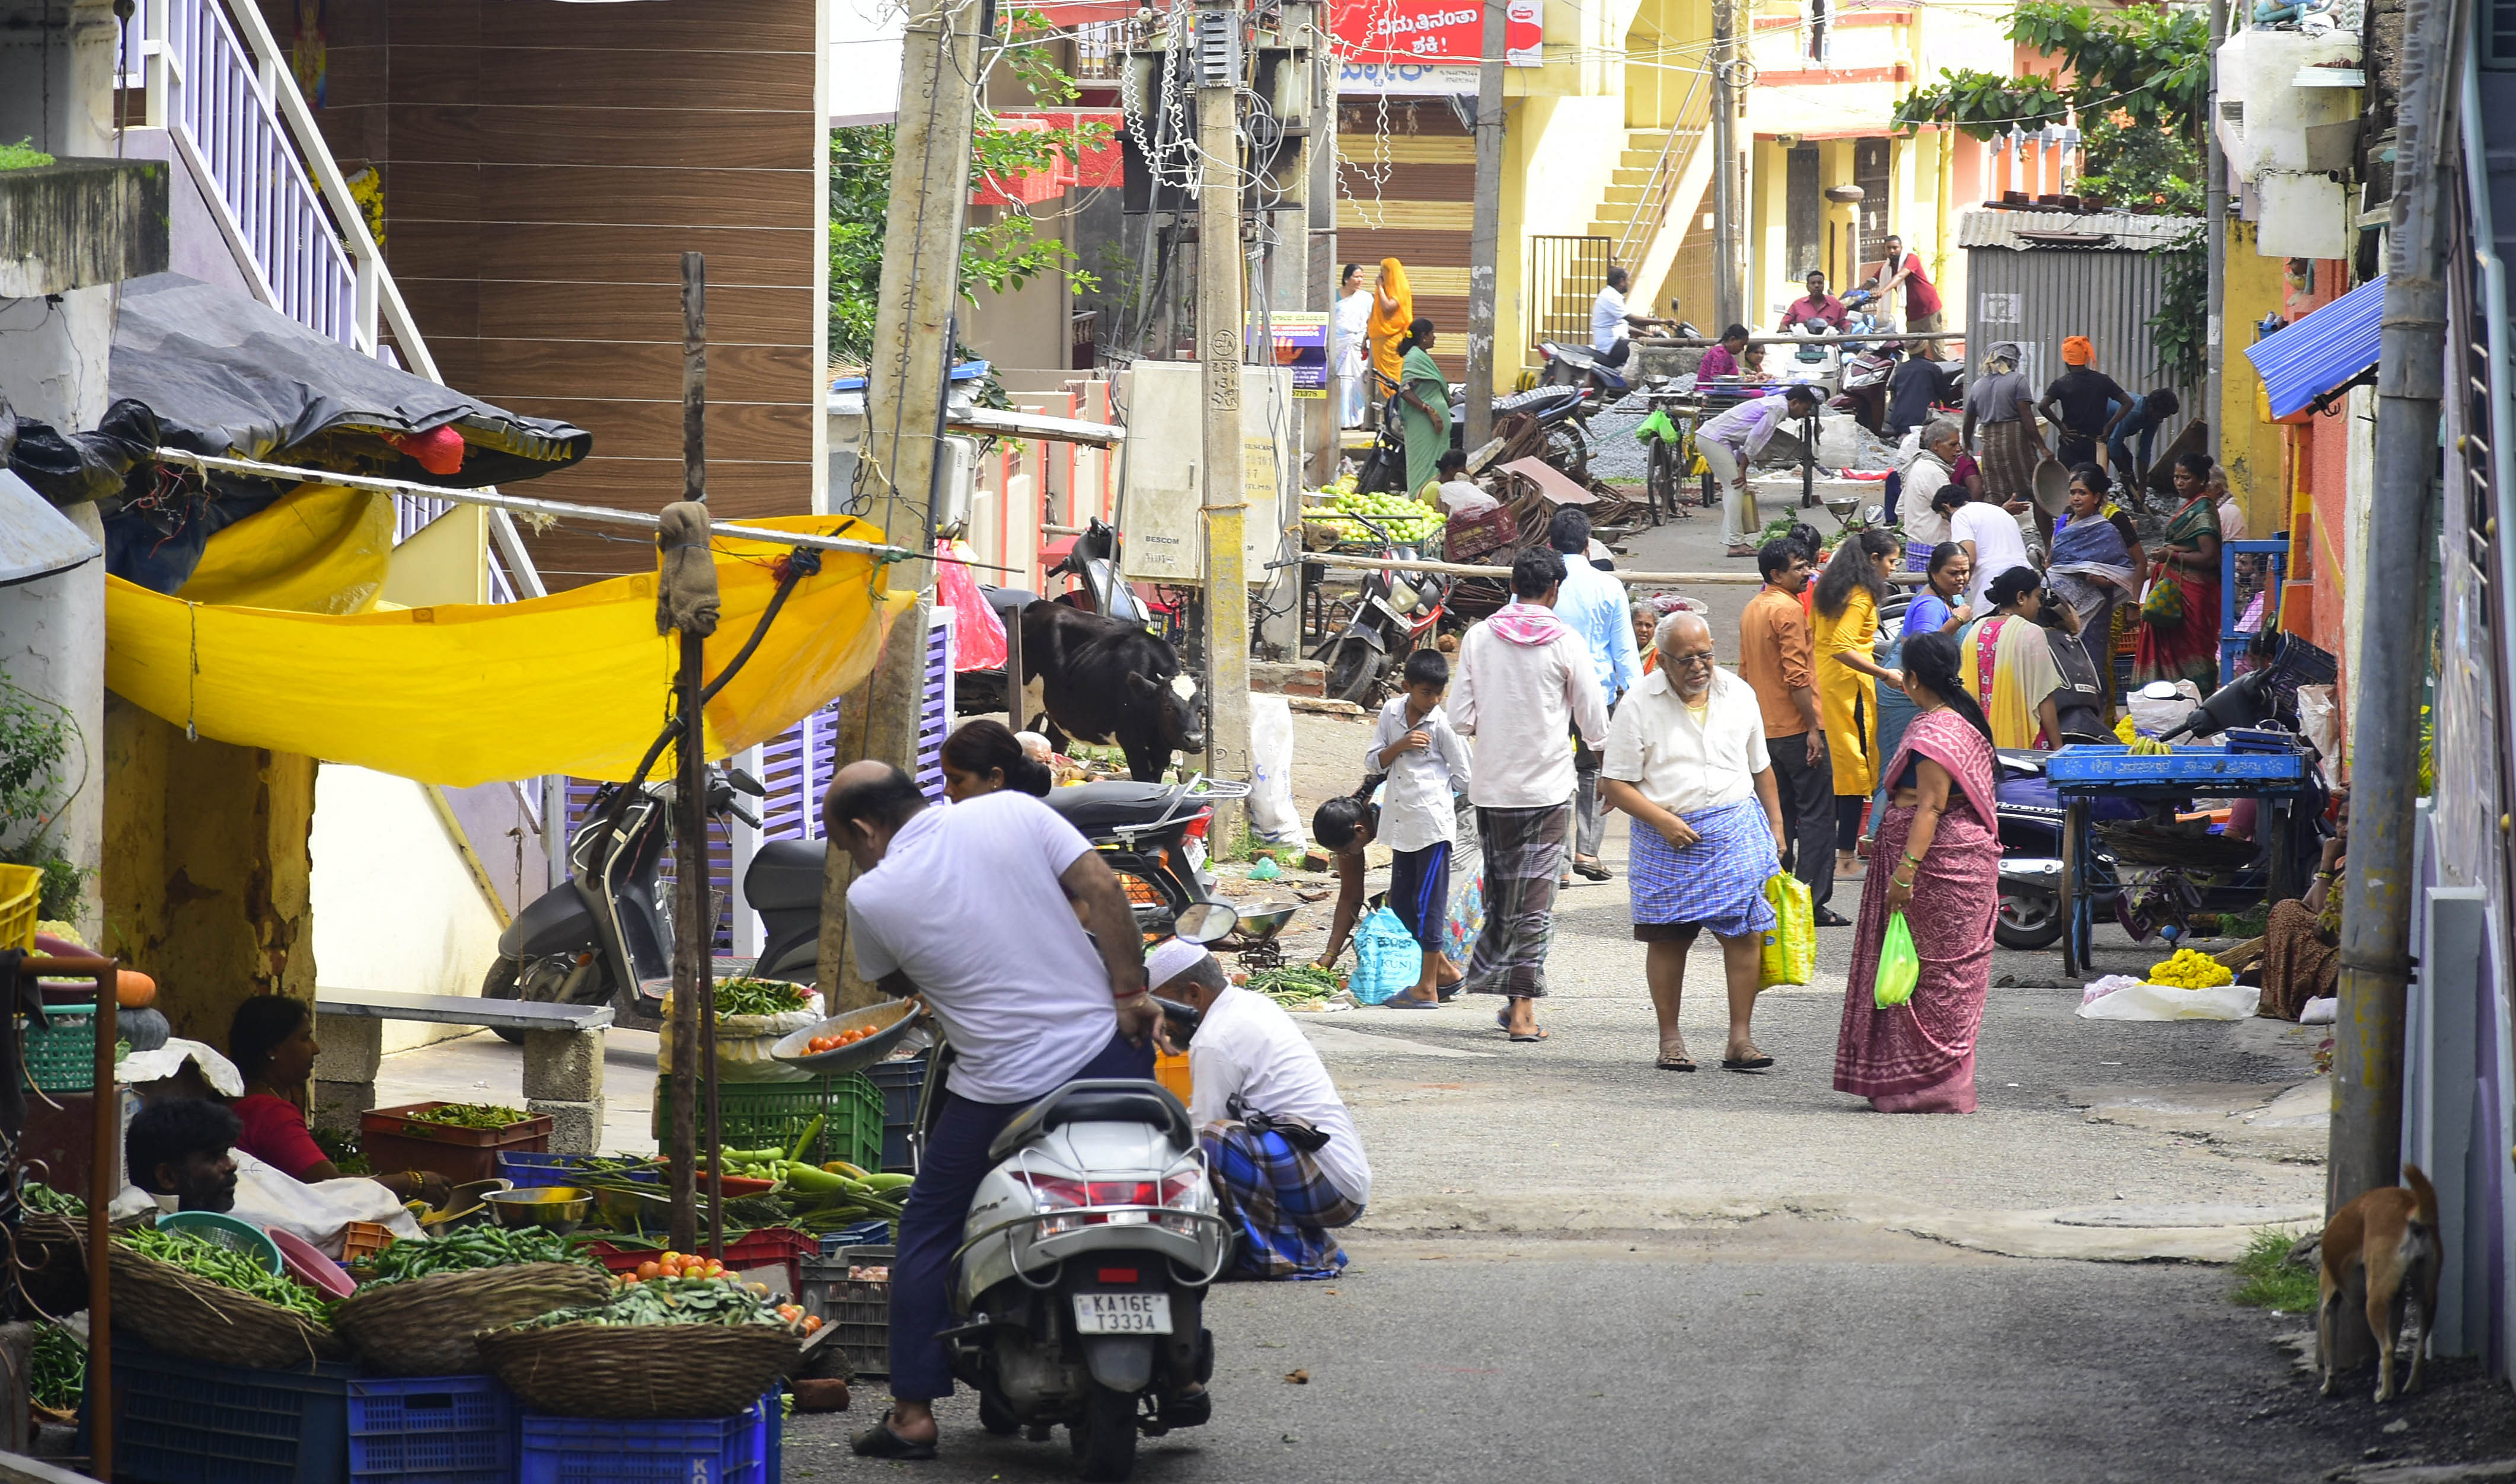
[1348,906,1423,1006]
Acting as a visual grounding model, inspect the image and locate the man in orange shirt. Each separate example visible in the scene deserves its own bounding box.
[1738,539,1846,925]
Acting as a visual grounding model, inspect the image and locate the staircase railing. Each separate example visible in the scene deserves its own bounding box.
[1615,68,1712,270]
[122,0,544,599]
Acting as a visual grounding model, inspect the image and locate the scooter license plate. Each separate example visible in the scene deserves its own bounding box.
[1072,1293,1172,1335]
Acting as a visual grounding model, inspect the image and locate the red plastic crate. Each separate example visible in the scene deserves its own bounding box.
[362,1102,553,1187]
[585,1227,818,1301]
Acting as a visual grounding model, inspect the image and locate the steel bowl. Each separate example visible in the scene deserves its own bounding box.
[484,1186,592,1236]
[770,997,920,1076]
[417,1177,512,1237]
[590,1182,674,1236]
[1229,902,1298,943]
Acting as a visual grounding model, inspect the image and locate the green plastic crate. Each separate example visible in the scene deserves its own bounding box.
[23,1004,101,1092]
[653,1073,882,1170]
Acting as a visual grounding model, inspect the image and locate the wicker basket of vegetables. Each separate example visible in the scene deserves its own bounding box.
[474,1274,804,1418]
[330,1226,610,1376]
[108,1228,347,1370]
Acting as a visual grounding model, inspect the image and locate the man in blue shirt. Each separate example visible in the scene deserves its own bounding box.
[1546,508,1642,882]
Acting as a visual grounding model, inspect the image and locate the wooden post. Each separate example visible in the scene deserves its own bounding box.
[669,252,714,1257]
[1463,0,1506,451]
[1196,7,1251,854]
[84,955,116,1483]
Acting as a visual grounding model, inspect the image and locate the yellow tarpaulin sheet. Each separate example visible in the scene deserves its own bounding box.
[177,484,395,615]
[108,513,915,786]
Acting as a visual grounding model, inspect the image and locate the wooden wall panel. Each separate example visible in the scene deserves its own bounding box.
[373,0,825,586]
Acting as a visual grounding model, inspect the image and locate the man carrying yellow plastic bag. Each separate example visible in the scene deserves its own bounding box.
[1599,612,1793,1074]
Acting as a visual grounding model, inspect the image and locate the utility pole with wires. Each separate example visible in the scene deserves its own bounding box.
[1710,0,1743,331]
[1194,1,1252,856]
[819,0,979,1007]
[1463,0,1506,450]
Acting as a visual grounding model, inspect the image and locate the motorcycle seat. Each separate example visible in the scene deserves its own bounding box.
[1492,385,1583,416]
[1040,781,1185,831]
[745,837,828,911]
[989,1079,1194,1162]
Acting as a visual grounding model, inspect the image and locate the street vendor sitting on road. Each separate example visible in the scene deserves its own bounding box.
[1146,938,1369,1279]
[228,995,450,1208]
[832,760,1162,1464]
[126,1098,242,1212]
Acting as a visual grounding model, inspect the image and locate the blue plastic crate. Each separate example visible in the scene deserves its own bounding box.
[95,1343,352,1484]
[495,1152,662,1186]
[2044,744,2310,787]
[819,1218,892,1256]
[349,1374,516,1484]
[519,1393,776,1484]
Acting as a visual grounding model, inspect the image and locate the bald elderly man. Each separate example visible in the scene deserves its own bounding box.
[826,760,1162,1461]
[1598,612,1790,1074]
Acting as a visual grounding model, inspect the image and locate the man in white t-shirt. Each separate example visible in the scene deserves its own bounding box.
[835,762,1158,1462]
[1948,490,2034,614]
[1589,266,1675,370]
[1147,939,1369,1279]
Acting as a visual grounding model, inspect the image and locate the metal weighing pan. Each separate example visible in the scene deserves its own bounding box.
[770,996,921,1077]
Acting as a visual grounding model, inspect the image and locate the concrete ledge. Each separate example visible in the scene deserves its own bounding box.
[529,1098,605,1154]
[0,158,170,297]
[521,1028,605,1104]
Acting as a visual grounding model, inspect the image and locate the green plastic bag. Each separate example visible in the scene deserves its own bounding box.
[1874,911,1920,1009]
[1634,408,1680,445]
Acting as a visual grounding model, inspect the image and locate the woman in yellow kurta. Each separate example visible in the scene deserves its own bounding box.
[1809,530,1904,878]
[1366,259,1415,399]
[1961,567,2071,751]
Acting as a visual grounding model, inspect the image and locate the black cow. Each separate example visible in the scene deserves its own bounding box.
[1019,601,1204,783]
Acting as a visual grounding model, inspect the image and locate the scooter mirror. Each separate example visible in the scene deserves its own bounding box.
[727,766,767,797]
[1175,902,1240,944]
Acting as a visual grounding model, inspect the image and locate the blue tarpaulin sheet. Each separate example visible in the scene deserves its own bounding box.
[2244,274,2385,419]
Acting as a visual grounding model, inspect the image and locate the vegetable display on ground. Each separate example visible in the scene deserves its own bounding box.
[122,1226,334,1321]
[522,1274,808,1331]
[361,1224,594,1283]
[714,977,812,1017]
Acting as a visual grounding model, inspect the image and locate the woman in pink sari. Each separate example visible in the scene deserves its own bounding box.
[1834,629,2001,1113]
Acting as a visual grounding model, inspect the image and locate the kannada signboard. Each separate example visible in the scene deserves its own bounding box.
[1331,0,1543,82]
[1248,312,1330,399]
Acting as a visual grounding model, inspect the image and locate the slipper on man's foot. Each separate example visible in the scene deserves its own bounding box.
[1436,987,1460,1002]
[851,1412,937,1460]
[1813,907,1853,928]
[1656,1054,1697,1072]
[1721,1054,1776,1072]
[1573,860,1613,882]
[1509,1027,1550,1042]
[1383,993,1440,1009]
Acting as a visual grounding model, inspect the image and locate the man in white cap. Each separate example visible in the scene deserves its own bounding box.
[1147,937,1370,1279]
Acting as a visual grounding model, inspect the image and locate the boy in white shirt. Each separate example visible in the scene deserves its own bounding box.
[1311,649,1473,1007]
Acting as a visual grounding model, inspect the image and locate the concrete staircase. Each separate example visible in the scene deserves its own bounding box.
[1546,107,1718,340]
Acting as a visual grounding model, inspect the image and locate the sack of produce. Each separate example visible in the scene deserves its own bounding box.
[476,1274,807,1419]
[332,1226,610,1376]
[660,978,824,1083]
[1346,907,1422,1006]
[1757,872,1815,989]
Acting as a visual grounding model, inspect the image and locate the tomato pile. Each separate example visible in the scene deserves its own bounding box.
[805,1026,876,1053]
[622,1250,729,1284]
[774,1301,824,1333]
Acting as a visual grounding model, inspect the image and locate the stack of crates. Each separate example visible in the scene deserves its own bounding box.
[349,1376,515,1484]
[518,1392,781,1484]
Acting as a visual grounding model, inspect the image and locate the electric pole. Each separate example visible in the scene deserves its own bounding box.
[821,0,979,1005]
[1710,0,1741,331]
[2203,0,2227,455]
[1196,4,1252,855]
[1463,0,1507,450]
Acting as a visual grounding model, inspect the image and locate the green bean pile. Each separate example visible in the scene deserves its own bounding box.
[18,1181,84,1218]
[519,1275,790,1329]
[362,1224,595,1284]
[30,1324,82,1412]
[1247,965,1339,1007]
[122,1227,333,1322]
[403,1103,528,1130]
[713,977,810,1017]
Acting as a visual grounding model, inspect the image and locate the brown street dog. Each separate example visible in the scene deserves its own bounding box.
[2318,1164,2441,1403]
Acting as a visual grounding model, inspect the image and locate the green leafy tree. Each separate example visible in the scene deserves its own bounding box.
[1896,1,2210,387]
[828,9,1106,366]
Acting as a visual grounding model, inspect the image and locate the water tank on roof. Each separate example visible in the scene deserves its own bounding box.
[2214,27,2362,180]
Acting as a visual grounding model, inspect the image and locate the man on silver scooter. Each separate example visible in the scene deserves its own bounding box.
[829,761,1164,1463]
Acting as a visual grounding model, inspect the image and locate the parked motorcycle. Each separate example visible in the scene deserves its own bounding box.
[1352,382,1595,496]
[1312,511,1452,705]
[482,765,767,1032]
[921,1005,1229,1477]
[1049,518,1150,626]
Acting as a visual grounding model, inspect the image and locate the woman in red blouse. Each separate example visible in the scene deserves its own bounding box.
[229,996,448,1205]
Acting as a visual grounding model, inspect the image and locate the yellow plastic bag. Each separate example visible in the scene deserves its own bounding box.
[1875,911,1920,1008]
[1758,872,1815,989]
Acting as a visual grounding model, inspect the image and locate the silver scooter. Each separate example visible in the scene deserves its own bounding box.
[919,917,1237,1482]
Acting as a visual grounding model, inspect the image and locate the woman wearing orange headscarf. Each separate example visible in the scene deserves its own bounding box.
[1367,259,1415,401]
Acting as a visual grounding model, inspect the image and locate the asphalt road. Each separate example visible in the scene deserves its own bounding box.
[777,509,2516,1479]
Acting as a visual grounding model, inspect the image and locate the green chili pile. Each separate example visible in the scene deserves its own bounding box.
[362,1224,595,1284]
[713,977,810,1017]
[402,1103,528,1130]
[30,1324,82,1412]
[122,1227,333,1322]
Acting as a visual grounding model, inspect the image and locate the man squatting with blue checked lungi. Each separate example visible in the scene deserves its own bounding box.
[1599,610,1790,1074]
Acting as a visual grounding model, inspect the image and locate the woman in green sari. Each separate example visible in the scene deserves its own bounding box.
[1396,318,1451,500]
[2131,451,2225,689]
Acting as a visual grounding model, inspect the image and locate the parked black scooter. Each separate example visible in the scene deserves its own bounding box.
[483,766,767,1035]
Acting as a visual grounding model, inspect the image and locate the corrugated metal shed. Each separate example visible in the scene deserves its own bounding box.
[1958,208,2202,252]
[1962,207,2202,456]
[2244,273,2385,418]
